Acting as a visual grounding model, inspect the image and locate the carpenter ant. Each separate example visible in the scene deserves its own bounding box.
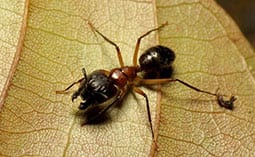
[56,22,236,143]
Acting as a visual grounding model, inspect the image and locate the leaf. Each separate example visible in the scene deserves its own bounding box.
[0,0,255,157]
[0,0,27,108]
[155,1,255,156]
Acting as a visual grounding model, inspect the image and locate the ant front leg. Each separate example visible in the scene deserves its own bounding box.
[56,77,84,94]
[56,68,87,94]
[133,22,168,66]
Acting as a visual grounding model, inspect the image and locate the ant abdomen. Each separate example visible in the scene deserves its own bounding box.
[139,45,175,78]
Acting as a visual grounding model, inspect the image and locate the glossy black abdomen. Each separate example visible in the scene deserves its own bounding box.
[139,45,175,78]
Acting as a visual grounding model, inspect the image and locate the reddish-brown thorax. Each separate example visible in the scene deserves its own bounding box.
[109,66,139,88]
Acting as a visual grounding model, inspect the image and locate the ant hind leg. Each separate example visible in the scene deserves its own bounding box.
[136,77,236,110]
[133,22,168,66]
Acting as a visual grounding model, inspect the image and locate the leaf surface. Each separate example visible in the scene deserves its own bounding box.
[0,0,255,157]
[0,0,27,108]
[155,1,255,156]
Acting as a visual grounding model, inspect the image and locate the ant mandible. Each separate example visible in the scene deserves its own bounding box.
[56,22,236,143]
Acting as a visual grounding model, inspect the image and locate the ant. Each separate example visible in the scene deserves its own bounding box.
[56,22,236,144]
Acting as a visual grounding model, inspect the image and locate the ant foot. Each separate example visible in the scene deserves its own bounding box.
[217,94,237,110]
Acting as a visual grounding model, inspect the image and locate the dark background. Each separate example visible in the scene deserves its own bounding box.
[216,0,255,49]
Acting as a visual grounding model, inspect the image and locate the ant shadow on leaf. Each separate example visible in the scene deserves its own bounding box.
[75,106,112,125]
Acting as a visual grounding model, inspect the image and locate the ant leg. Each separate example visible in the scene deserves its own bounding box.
[136,77,236,110]
[56,68,87,94]
[137,78,217,96]
[83,87,127,124]
[71,90,80,102]
[132,86,156,143]
[56,68,88,94]
[217,92,236,110]
[56,77,84,94]
[133,22,168,66]
[88,22,124,67]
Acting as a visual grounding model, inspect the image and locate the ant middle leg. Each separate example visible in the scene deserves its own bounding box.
[88,22,124,67]
[132,86,156,143]
[133,22,168,66]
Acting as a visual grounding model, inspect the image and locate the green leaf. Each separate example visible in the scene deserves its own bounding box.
[1,0,255,156]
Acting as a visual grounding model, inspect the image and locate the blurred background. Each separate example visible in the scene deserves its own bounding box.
[216,0,255,49]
